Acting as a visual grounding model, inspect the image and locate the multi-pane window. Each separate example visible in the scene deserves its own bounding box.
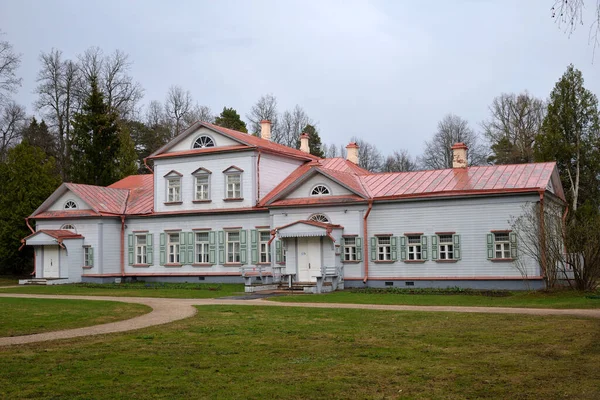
[227,231,241,263]
[407,235,422,260]
[311,185,330,196]
[192,135,215,148]
[168,233,180,263]
[64,200,77,209]
[195,232,210,263]
[167,179,181,202]
[195,175,210,200]
[83,247,92,266]
[494,233,511,259]
[136,234,147,264]
[344,237,357,261]
[226,174,241,198]
[377,237,391,261]
[438,235,454,260]
[259,231,271,263]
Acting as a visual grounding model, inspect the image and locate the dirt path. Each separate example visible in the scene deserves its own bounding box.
[1,293,599,346]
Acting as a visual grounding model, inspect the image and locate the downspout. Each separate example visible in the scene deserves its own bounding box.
[363,200,373,283]
[25,217,35,234]
[120,215,126,277]
[143,158,153,174]
[256,150,261,206]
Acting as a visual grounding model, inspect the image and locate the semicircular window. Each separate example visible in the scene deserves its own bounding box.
[310,185,330,196]
[309,213,330,223]
[64,200,78,210]
[192,135,216,149]
[61,224,76,232]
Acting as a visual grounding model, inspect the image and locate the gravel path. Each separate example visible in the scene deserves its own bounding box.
[1,293,599,346]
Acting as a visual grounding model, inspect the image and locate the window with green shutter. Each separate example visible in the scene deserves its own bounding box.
[128,234,134,265]
[146,233,154,264]
[160,233,166,265]
[250,229,258,264]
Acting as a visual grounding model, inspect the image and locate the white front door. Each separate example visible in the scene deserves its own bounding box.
[297,237,321,282]
[43,246,59,278]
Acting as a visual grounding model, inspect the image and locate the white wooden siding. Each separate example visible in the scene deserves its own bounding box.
[168,127,240,152]
[285,174,353,199]
[48,191,91,211]
[259,153,303,198]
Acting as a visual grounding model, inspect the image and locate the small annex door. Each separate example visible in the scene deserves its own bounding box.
[297,237,321,282]
[43,245,59,278]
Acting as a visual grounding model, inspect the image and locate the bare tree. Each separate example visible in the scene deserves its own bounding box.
[247,93,279,137]
[350,137,383,172]
[276,105,312,147]
[322,143,339,158]
[183,103,214,127]
[419,114,488,170]
[382,149,418,172]
[482,92,545,164]
[35,49,79,179]
[0,101,25,160]
[565,215,600,290]
[164,85,192,137]
[551,0,600,50]
[0,32,22,105]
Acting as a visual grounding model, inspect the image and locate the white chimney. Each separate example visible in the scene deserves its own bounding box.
[300,132,310,153]
[451,142,468,168]
[260,119,271,141]
[346,142,359,164]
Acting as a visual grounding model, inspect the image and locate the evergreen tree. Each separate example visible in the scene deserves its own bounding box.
[20,117,56,158]
[214,107,247,132]
[0,142,61,274]
[297,124,324,157]
[534,65,600,212]
[70,75,123,186]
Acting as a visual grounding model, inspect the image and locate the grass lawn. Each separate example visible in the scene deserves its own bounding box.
[0,306,598,399]
[0,276,22,286]
[0,282,245,299]
[272,288,600,309]
[0,297,150,337]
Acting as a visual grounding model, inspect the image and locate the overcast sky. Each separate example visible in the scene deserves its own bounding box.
[1,0,599,157]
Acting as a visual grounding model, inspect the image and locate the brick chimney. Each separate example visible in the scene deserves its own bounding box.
[451,142,468,168]
[260,120,271,141]
[346,142,359,164]
[300,132,310,153]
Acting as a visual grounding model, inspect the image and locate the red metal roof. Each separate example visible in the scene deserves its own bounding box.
[109,174,154,215]
[25,229,83,240]
[33,210,104,219]
[269,195,365,207]
[65,183,129,214]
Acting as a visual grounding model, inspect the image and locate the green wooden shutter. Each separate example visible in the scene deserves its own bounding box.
[179,232,186,264]
[208,231,216,264]
[431,235,438,260]
[370,237,377,261]
[128,234,134,265]
[453,234,461,260]
[88,247,94,267]
[187,232,194,264]
[250,229,258,264]
[160,233,166,265]
[391,236,398,261]
[356,237,363,261]
[240,230,247,264]
[218,231,225,264]
[510,232,517,259]
[421,235,428,260]
[400,236,407,261]
[275,240,282,263]
[487,233,494,259]
[146,233,153,264]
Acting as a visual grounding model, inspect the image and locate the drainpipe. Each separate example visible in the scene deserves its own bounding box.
[256,150,261,206]
[363,200,373,283]
[120,215,126,277]
[25,217,35,234]
[143,158,153,174]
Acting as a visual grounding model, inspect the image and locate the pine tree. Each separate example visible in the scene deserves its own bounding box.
[297,124,324,157]
[534,65,600,212]
[20,117,56,158]
[70,75,123,186]
[214,107,247,132]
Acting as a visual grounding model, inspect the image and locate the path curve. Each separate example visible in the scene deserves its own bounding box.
[1,293,600,346]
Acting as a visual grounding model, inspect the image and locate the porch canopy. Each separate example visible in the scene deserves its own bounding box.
[22,229,83,247]
[274,220,343,241]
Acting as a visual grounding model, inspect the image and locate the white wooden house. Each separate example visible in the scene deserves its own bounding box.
[22,120,565,290]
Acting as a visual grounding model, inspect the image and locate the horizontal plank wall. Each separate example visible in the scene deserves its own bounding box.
[47,191,92,211]
[168,127,240,152]
[259,153,303,198]
[285,174,353,199]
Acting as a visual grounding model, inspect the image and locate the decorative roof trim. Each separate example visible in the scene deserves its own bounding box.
[223,165,244,173]
[163,170,183,178]
[191,167,212,175]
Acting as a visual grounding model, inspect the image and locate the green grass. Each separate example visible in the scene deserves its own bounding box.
[272,288,600,309]
[0,297,150,337]
[0,275,22,286]
[0,282,245,298]
[0,306,598,399]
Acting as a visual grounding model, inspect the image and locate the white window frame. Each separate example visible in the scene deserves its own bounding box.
[64,200,78,209]
[225,173,242,199]
[61,224,76,232]
[192,135,216,149]
[259,230,271,263]
[168,233,180,263]
[494,232,511,259]
[407,235,422,260]
[135,234,147,264]
[308,213,330,223]
[438,234,454,260]
[166,178,181,202]
[195,232,210,264]
[83,246,92,266]
[344,237,357,261]
[377,237,391,261]
[310,184,331,196]
[194,174,210,201]
[227,231,241,263]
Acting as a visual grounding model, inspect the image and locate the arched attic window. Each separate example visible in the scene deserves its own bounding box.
[192,135,215,149]
[64,200,78,209]
[61,224,76,232]
[310,185,331,196]
[309,213,330,223]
